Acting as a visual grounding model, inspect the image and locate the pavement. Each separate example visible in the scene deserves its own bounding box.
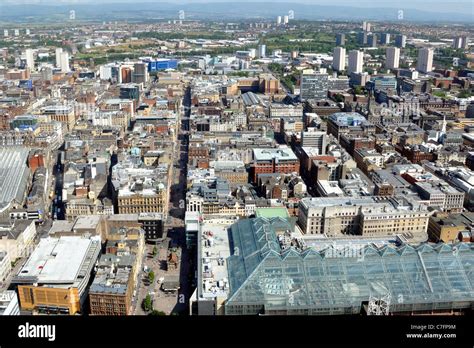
[133,87,193,315]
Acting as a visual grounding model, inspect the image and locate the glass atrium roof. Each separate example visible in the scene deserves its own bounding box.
[226,218,474,313]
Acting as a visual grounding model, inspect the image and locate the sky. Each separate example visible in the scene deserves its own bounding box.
[0,0,472,15]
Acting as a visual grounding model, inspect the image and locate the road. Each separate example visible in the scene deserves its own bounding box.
[51,151,65,220]
[133,84,193,315]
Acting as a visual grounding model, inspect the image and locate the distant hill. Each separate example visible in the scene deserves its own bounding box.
[0,2,471,23]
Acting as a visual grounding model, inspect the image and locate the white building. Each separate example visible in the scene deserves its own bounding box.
[0,251,11,284]
[60,51,70,73]
[55,47,63,68]
[0,220,37,261]
[25,49,35,71]
[0,291,20,315]
[277,16,282,25]
[417,48,434,73]
[332,47,346,72]
[348,50,363,74]
[258,44,266,58]
[386,47,400,70]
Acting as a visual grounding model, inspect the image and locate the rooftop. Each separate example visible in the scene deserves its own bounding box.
[225,217,474,314]
[15,236,101,285]
[253,148,297,162]
[0,147,30,211]
[255,207,290,219]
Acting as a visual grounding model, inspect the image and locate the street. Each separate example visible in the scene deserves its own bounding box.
[133,85,193,315]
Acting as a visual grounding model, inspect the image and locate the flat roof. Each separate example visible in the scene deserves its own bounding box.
[253,148,297,162]
[199,222,232,299]
[255,207,290,219]
[73,215,102,230]
[17,236,100,284]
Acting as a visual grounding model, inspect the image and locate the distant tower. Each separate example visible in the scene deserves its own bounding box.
[381,33,391,45]
[258,44,266,58]
[332,47,346,72]
[395,35,406,48]
[60,51,70,73]
[386,47,400,70]
[25,49,35,71]
[3,29,8,37]
[417,48,434,73]
[283,15,289,25]
[348,50,363,74]
[55,48,63,69]
[336,33,345,46]
[277,16,282,25]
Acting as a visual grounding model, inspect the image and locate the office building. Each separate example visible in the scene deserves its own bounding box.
[138,212,164,241]
[283,15,289,24]
[258,44,266,58]
[3,29,7,37]
[368,75,398,91]
[132,62,149,84]
[428,212,474,243]
[386,47,400,69]
[301,128,328,154]
[119,84,140,100]
[327,112,375,139]
[395,35,407,48]
[300,70,329,101]
[414,182,464,213]
[298,196,431,238]
[348,50,363,74]
[117,184,167,215]
[332,47,346,72]
[336,33,345,46]
[250,148,299,182]
[41,104,76,131]
[277,16,282,25]
[13,236,101,315]
[381,33,391,45]
[417,48,434,73]
[89,254,134,316]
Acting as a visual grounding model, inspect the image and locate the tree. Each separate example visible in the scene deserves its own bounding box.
[148,271,155,284]
[353,86,364,95]
[149,310,166,316]
[142,295,153,312]
[152,246,158,257]
[458,90,472,99]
